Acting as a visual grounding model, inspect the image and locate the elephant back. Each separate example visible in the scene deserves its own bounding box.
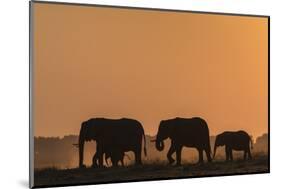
[166,117,210,146]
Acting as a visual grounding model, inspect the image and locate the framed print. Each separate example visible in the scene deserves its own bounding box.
[29,1,269,188]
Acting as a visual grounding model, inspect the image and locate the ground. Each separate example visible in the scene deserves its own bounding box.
[33,155,269,188]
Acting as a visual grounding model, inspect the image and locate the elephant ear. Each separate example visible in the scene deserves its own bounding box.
[167,122,176,139]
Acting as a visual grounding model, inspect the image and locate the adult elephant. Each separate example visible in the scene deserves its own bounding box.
[154,117,212,166]
[78,118,147,168]
[213,130,253,161]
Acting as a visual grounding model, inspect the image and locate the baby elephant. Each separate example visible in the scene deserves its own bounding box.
[105,150,130,167]
[213,130,253,161]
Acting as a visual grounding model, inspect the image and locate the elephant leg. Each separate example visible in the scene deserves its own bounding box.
[175,146,183,166]
[243,150,247,160]
[247,147,252,160]
[98,155,104,167]
[112,158,118,167]
[92,152,98,167]
[205,148,212,163]
[197,149,204,164]
[229,149,233,161]
[225,146,230,161]
[167,142,176,164]
[96,144,104,167]
[134,146,142,165]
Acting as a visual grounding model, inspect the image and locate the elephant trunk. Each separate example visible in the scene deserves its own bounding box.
[156,138,164,151]
[78,126,85,168]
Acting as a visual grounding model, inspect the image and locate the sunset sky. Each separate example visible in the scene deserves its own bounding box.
[32,2,268,139]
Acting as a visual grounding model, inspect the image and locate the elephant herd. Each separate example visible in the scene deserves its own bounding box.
[76,117,253,168]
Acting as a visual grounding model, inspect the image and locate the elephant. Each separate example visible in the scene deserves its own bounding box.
[154,117,212,166]
[92,143,130,167]
[105,150,131,167]
[78,118,147,168]
[213,130,253,161]
[91,141,124,167]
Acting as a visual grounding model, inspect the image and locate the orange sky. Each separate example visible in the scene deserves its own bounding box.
[32,2,268,138]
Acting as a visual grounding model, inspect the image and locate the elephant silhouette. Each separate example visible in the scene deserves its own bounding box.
[92,143,129,167]
[91,146,125,167]
[78,118,147,168]
[105,150,131,167]
[153,117,212,166]
[213,130,253,161]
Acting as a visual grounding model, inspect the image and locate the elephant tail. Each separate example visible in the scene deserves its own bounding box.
[208,142,212,156]
[142,129,147,157]
[207,136,212,157]
[250,135,254,149]
[206,126,212,156]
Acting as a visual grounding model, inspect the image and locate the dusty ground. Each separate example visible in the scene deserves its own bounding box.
[33,155,269,188]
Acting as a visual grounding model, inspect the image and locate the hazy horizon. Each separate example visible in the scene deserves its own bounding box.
[33,4,268,138]
[34,132,268,169]
[34,132,268,144]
